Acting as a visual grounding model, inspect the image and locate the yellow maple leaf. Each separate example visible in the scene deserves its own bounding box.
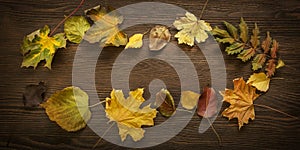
[84,5,127,47]
[220,78,260,129]
[105,88,157,141]
[125,33,144,49]
[173,12,212,46]
[247,72,270,92]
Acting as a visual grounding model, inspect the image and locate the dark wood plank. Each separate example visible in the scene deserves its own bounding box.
[0,0,299,149]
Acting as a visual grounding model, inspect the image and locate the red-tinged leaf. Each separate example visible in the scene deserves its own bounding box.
[261,32,272,53]
[197,87,217,118]
[270,39,278,59]
[266,59,276,77]
[237,48,256,62]
[250,23,260,49]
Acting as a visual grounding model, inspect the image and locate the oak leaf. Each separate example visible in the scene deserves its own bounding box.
[105,89,157,141]
[84,5,127,47]
[173,12,212,46]
[247,72,270,92]
[221,78,259,129]
[155,89,176,117]
[64,16,90,43]
[197,87,217,118]
[149,25,171,51]
[180,91,200,110]
[21,25,66,69]
[40,86,91,132]
[125,33,143,49]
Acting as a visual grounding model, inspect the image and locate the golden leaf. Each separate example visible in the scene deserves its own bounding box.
[40,87,91,132]
[84,5,127,47]
[247,72,270,92]
[155,89,176,117]
[173,12,212,46]
[276,59,285,69]
[125,34,143,49]
[221,78,259,129]
[180,91,200,110]
[105,89,157,141]
[149,25,171,51]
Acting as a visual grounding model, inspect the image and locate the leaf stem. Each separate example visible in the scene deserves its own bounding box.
[89,100,106,108]
[49,0,85,36]
[199,0,209,19]
[254,104,298,119]
[92,122,115,149]
[206,118,222,146]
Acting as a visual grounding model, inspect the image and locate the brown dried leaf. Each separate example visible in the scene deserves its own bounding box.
[265,59,276,77]
[149,25,171,51]
[261,32,272,53]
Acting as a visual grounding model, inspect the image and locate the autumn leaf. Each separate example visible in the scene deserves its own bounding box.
[261,32,272,53]
[21,25,66,69]
[221,78,260,129]
[266,59,276,77]
[252,54,266,71]
[247,72,270,92]
[276,59,285,69]
[84,5,127,47]
[224,21,238,40]
[155,89,176,117]
[239,18,248,43]
[173,12,212,46]
[105,89,157,141]
[180,91,200,110]
[149,25,171,51]
[125,33,143,49]
[212,26,235,44]
[40,86,91,132]
[250,23,260,49]
[23,82,47,107]
[64,16,90,43]
[197,87,217,118]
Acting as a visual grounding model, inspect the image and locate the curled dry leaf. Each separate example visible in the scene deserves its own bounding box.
[23,82,47,107]
[125,34,143,49]
[64,16,90,44]
[247,72,270,92]
[105,88,157,141]
[155,89,176,117]
[84,5,127,47]
[180,91,200,110]
[149,25,171,51]
[173,12,212,46]
[40,86,91,132]
[221,78,259,129]
[197,87,217,118]
[21,25,66,69]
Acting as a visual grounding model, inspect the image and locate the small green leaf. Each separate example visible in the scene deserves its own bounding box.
[237,48,256,62]
[225,43,244,55]
[250,23,260,48]
[64,16,90,44]
[40,86,91,132]
[239,17,248,43]
[252,54,266,71]
[224,21,238,40]
[155,89,176,117]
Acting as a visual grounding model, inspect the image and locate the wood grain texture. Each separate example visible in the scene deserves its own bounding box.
[0,0,299,149]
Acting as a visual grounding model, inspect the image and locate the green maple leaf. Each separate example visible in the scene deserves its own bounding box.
[21,25,66,69]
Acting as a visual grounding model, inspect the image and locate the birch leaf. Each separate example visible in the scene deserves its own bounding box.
[105,89,157,141]
[64,16,90,44]
[40,87,91,132]
[125,34,143,49]
[221,78,259,129]
[247,72,270,92]
[155,89,176,117]
[21,25,66,69]
[173,12,212,46]
[180,91,200,110]
[149,25,171,51]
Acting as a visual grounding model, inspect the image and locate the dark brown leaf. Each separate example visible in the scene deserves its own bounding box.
[155,89,176,117]
[197,87,217,118]
[266,59,276,77]
[23,82,47,107]
[270,39,278,59]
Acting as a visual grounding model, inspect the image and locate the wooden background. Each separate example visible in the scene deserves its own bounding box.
[0,0,299,149]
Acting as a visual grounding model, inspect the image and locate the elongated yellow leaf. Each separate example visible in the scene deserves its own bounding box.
[247,72,270,92]
[125,34,143,49]
[40,87,91,132]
